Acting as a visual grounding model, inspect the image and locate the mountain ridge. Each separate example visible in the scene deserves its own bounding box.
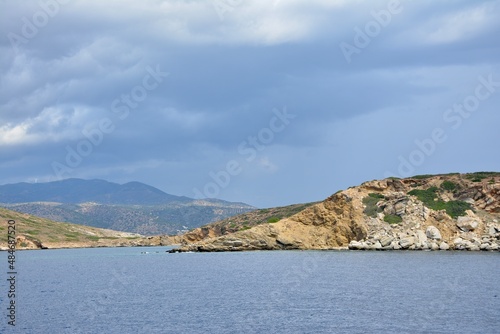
[0,178,256,235]
[0,178,191,205]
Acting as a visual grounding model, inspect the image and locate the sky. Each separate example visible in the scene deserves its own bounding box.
[1,0,499,208]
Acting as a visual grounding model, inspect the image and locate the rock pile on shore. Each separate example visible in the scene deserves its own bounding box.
[348,221,500,251]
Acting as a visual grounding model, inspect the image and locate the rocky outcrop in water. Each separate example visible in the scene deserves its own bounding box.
[171,173,500,252]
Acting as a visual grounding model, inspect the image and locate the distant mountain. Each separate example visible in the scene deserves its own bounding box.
[0,179,255,235]
[0,178,191,205]
[2,200,255,235]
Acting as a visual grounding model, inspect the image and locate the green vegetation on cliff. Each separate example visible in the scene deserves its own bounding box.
[407,188,471,219]
[384,214,402,224]
[411,173,459,179]
[465,172,500,182]
[363,193,384,218]
[440,180,457,191]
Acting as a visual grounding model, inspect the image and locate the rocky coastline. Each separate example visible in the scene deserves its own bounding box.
[0,235,180,251]
[170,173,500,253]
[347,220,499,251]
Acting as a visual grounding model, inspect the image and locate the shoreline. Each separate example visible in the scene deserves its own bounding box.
[168,245,500,253]
[2,243,499,253]
[0,242,179,252]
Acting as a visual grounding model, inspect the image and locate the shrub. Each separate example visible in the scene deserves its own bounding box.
[412,174,435,179]
[408,188,438,206]
[445,201,472,219]
[412,173,459,179]
[440,180,457,191]
[384,214,402,224]
[408,187,471,218]
[368,193,385,199]
[363,195,383,218]
[267,217,280,223]
[466,172,500,182]
[241,225,251,231]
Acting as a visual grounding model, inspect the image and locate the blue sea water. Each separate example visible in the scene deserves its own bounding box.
[1,247,499,334]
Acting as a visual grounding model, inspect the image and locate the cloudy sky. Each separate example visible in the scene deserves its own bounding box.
[1,0,499,208]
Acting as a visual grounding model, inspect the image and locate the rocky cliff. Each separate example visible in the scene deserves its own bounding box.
[172,172,500,252]
[178,202,317,244]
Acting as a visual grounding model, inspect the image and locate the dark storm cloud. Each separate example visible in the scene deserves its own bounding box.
[1,0,499,206]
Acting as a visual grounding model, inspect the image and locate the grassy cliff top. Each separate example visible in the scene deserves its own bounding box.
[0,207,142,248]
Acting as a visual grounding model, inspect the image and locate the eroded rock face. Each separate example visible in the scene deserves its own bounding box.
[456,217,479,232]
[15,235,44,250]
[173,174,500,252]
[439,242,450,250]
[399,237,415,249]
[426,226,442,240]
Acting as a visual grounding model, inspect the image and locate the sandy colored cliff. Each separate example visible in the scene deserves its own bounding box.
[173,173,500,252]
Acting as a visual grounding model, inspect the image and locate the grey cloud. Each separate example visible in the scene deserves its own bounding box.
[1,0,499,207]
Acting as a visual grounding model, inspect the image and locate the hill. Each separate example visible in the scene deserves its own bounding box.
[0,178,190,205]
[179,202,319,243]
[0,207,175,250]
[2,199,254,235]
[173,172,500,252]
[0,179,255,235]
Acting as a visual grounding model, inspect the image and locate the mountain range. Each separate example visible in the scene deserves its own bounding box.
[0,179,255,235]
[3,172,499,252]
[0,178,190,205]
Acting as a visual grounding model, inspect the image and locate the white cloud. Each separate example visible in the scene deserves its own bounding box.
[396,2,498,47]
[48,0,350,46]
[426,5,493,44]
[0,106,95,146]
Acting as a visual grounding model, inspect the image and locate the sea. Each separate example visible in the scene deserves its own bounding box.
[1,247,499,334]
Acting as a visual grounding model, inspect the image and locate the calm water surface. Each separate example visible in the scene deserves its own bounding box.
[1,247,499,333]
